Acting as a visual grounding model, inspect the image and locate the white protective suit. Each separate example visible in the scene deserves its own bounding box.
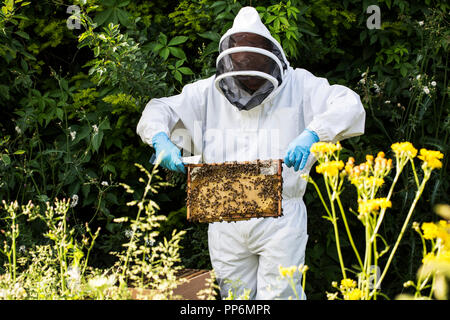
[137,7,365,299]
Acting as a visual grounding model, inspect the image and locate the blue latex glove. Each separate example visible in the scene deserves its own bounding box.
[284,129,320,171]
[151,132,186,174]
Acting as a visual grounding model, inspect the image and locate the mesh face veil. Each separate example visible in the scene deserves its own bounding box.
[215,32,287,111]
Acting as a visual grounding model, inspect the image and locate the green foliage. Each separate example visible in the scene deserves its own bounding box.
[257,1,306,59]
[0,165,187,299]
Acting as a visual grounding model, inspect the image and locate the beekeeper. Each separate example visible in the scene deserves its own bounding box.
[137,6,365,299]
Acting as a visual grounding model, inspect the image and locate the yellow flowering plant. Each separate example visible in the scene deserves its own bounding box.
[302,141,444,300]
[278,264,309,299]
[399,204,450,300]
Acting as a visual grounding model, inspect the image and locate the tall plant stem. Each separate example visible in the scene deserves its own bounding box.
[308,178,331,216]
[120,167,154,285]
[324,179,346,279]
[336,195,363,270]
[370,160,405,243]
[363,214,372,298]
[372,227,378,300]
[370,170,430,297]
[11,213,17,283]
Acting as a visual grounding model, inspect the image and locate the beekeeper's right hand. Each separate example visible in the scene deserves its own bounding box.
[151,132,186,174]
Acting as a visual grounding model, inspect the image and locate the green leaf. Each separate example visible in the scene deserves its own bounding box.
[152,42,164,53]
[298,27,317,37]
[178,67,194,75]
[400,65,408,77]
[106,192,118,205]
[92,130,104,153]
[210,1,226,9]
[103,163,116,175]
[160,47,170,60]
[20,58,28,72]
[56,108,64,121]
[15,30,29,40]
[99,118,111,131]
[168,36,189,46]
[274,18,280,30]
[13,150,25,155]
[94,8,113,26]
[175,59,184,68]
[117,8,131,27]
[117,0,130,7]
[279,16,290,26]
[174,70,182,83]
[168,47,186,60]
[0,85,9,99]
[1,154,11,165]
[158,33,167,45]
[198,31,220,42]
[93,46,100,57]
[265,15,277,24]
[202,41,218,56]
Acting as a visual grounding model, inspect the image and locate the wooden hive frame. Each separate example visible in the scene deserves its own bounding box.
[186,159,283,223]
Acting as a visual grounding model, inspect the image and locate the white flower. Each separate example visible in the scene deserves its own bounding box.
[88,274,116,290]
[92,124,99,134]
[67,266,81,281]
[67,266,81,290]
[0,289,7,299]
[124,229,133,238]
[423,86,430,94]
[101,181,109,186]
[373,83,380,93]
[15,126,21,135]
[384,100,391,104]
[431,81,436,87]
[70,194,79,208]
[70,130,77,141]
[418,21,424,26]
[416,75,421,80]
[359,78,366,84]
[19,245,26,254]
[361,72,366,78]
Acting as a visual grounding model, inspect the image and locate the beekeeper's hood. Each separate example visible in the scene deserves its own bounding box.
[215,6,290,111]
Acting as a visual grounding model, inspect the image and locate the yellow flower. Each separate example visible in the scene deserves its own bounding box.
[421,222,439,240]
[364,176,384,187]
[391,142,418,159]
[340,278,357,289]
[417,148,444,170]
[298,264,309,273]
[316,160,344,176]
[435,251,450,263]
[310,142,342,157]
[374,154,393,174]
[344,288,362,300]
[358,198,392,215]
[422,252,436,264]
[279,265,297,278]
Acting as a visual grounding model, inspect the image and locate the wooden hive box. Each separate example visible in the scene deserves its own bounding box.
[186,159,283,223]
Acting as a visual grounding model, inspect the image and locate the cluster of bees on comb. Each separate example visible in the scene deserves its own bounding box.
[186,160,283,223]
